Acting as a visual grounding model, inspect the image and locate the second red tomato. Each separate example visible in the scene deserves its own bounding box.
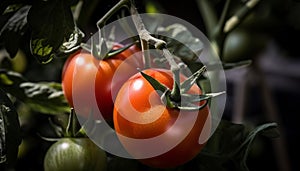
[62,44,143,121]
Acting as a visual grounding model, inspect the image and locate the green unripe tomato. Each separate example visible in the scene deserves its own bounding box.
[44,138,107,171]
[222,28,269,63]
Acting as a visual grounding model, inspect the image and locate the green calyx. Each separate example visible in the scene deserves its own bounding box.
[140,66,225,111]
[38,109,86,142]
[65,108,86,138]
[80,39,138,60]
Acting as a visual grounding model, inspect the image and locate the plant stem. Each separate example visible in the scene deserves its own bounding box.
[73,0,83,21]
[129,5,177,69]
[129,4,181,98]
[162,49,180,74]
[162,49,181,98]
[196,0,218,39]
[223,0,261,34]
[213,0,260,60]
[212,0,231,60]
[218,0,232,33]
[141,39,151,69]
[96,0,130,29]
[130,5,166,49]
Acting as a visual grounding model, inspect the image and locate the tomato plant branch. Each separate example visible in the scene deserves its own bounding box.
[162,49,181,101]
[73,0,83,21]
[130,6,166,49]
[196,0,218,39]
[223,0,261,34]
[141,39,151,69]
[129,4,181,99]
[128,3,226,110]
[212,0,231,60]
[218,0,232,34]
[96,0,130,29]
[212,0,261,60]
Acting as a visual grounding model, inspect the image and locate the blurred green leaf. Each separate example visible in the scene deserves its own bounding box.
[28,0,83,63]
[0,88,21,168]
[195,120,279,171]
[107,157,139,171]
[0,0,26,14]
[0,5,30,58]
[156,23,204,63]
[2,4,24,14]
[20,82,70,115]
[206,60,252,70]
[0,70,70,115]
[0,5,29,35]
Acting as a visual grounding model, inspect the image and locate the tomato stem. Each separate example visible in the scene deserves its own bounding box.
[96,0,131,29]
[211,0,231,60]
[218,0,232,34]
[223,0,261,34]
[170,68,181,102]
[127,1,225,111]
[141,39,151,69]
[130,5,166,49]
[218,0,261,60]
[91,35,99,58]
[129,4,182,102]
[140,71,168,94]
[209,0,261,61]
[196,0,218,39]
[65,108,81,138]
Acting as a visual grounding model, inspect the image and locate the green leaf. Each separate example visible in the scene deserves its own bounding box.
[156,23,204,63]
[0,5,29,35]
[222,60,252,70]
[181,92,225,103]
[0,70,70,115]
[107,157,139,171]
[177,100,209,111]
[20,82,70,115]
[177,92,225,111]
[196,0,218,39]
[0,0,25,14]
[140,71,179,108]
[232,122,279,170]
[0,88,21,168]
[28,0,82,63]
[180,65,207,93]
[2,4,24,14]
[206,60,252,70]
[106,41,137,58]
[0,5,30,58]
[140,71,168,94]
[195,120,279,171]
[65,109,82,137]
[80,40,137,60]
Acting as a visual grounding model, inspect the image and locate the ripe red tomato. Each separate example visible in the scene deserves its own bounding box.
[113,68,211,168]
[62,44,143,121]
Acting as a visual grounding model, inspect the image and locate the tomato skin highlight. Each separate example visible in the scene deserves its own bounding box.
[43,138,107,171]
[113,68,211,168]
[61,44,142,121]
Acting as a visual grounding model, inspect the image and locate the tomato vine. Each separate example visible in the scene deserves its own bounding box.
[0,0,284,170]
